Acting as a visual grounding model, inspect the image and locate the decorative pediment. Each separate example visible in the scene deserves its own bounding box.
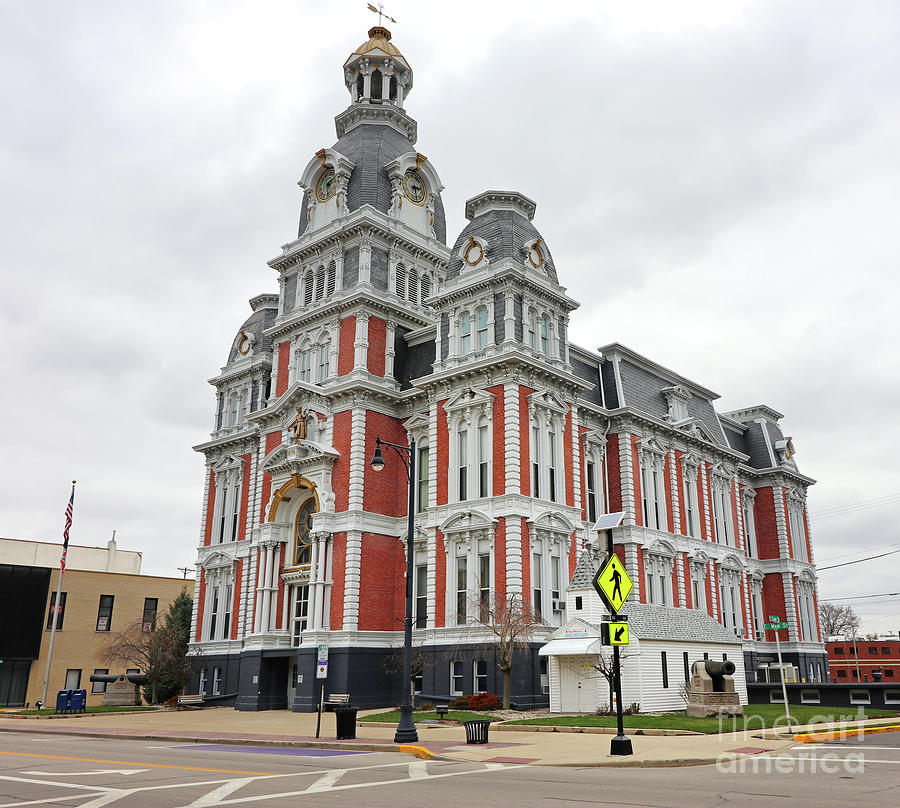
[443,387,494,426]
[298,147,355,192]
[527,389,568,422]
[581,429,607,458]
[637,434,669,459]
[202,551,234,571]
[403,411,430,440]
[719,553,747,572]
[678,418,720,444]
[439,510,497,537]
[261,440,338,478]
[689,549,710,566]
[681,450,702,472]
[643,538,676,558]
[211,454,245,475]
[709,461,736,481]
[798,567,817,583]
[528,510,578,538]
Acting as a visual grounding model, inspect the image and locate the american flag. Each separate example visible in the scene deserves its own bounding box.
[60,481,75,573]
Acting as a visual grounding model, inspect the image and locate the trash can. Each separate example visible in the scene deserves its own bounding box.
[463,719,491,744]
[334,704,358,740]
[55,690,70,714]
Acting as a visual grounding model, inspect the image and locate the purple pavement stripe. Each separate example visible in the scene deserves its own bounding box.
[180,744,364,756]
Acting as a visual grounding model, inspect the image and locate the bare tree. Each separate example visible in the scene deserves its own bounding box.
[472,593,543,709]
[586,646,631,713]
[819,602,860,638]
[101,590,194,704]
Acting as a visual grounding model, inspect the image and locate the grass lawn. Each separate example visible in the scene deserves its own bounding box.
[503,705,899,734]
[359,710,498,723]
[4,705,161,716]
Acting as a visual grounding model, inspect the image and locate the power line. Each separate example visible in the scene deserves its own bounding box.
[817,548,900,571]
[821,592,900,601]
[812,493,900,521]
[818,541,900,564]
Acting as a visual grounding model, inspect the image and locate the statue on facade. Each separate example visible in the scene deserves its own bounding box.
[289,407,309,442]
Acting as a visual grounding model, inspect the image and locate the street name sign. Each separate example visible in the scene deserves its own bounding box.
[592,553,633,614]
[764,621,789,630]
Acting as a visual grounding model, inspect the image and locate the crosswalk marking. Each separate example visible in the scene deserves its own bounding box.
[305,768,347,792]
[407,760,429,779]
[190,778,255,806]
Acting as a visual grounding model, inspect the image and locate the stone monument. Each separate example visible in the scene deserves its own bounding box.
[685,659,744,717]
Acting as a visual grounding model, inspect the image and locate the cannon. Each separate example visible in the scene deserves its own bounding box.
[685,659,743,717]
[88,672,148,706]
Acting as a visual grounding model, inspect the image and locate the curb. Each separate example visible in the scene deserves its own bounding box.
[794,723,900,744]
[0,722,429,758]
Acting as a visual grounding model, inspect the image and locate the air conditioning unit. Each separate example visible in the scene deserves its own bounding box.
[541,684,550,694]
[760,664,799,684]
[552,599,566,611]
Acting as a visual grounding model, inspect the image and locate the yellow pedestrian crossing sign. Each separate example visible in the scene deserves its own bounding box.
[593,553,633,614]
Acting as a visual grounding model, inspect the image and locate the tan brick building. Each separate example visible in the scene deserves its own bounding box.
[0,537,189,708]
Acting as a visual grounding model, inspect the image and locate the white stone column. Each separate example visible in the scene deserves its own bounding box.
[783,571,799,642]
[504,291,516,343]
[668,449,681,535]
[503,383,521,495]
[675,552,686,608]
[359,239,371,285]
[385,320,396,378]
[353,311,369,371]
[329,320,339,379]
[619,432,636,526]
[343,530,362,631]
[569,406,581,512]
[700,463,713,541]
[348,404,366,509]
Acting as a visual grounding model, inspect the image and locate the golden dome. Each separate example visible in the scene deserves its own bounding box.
[349,26,404,60]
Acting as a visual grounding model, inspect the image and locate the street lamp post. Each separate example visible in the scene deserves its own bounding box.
[371,435,419,744]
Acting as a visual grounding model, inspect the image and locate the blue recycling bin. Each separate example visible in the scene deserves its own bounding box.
[70,689,86,713]
[55,690,70,713]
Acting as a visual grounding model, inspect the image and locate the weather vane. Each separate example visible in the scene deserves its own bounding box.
[367,3,397,25]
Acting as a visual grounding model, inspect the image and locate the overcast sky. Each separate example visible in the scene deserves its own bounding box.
[1,1,898,634]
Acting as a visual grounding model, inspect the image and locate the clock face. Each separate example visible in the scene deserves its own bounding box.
[402,170,426,205]
[528,240,545,269]
[463,237,483,266]
[315,169,336,202]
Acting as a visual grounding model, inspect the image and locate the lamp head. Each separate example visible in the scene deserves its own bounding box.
[371,442,385,471]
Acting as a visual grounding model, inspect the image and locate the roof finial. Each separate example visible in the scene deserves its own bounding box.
[367,2,397,26]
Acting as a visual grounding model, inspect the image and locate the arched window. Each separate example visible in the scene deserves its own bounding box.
[315,265,325,301]
[370,69,383,100]
[395,263,406,298]
[526,308,537,349]
[459,312,472,354]
[540,316,550,355]
[356,73,364,100]
[476,306,489,350]
[408,268,419,303]
[326,261,336,296]
[421,273,431,300]
[304,271,314,306]
[293,498,316,566]
[317,340,330,382]
[228,393,238,427]
[389,75,398,102]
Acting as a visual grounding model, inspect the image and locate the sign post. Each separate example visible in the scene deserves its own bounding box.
[764,616,791,730]
[591,512,632,757]
[315,645,329,739]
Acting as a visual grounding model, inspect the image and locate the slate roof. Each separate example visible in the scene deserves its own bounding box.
[297,123,447,243]
[225,298,277,366]
[445,208,557,282]
[567,552,742,645]
[394,331,436,390]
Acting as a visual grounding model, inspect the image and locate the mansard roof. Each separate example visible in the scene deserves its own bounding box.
[297,124,446,243]
[224,294,278,366]
[446,191,557,282]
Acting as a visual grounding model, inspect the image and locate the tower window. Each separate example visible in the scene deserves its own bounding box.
[370,69,383,100]
[395,263,407,298]
[460,312,472,354]
[408,269,419,303]
[476,306,489,349]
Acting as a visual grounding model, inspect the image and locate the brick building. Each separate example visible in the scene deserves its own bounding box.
[189,26,828,711]
[827,639,900,684]
[0,537,187,708]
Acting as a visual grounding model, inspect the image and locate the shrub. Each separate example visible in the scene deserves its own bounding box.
[417,702,434,712]
[449,695,472,709]
[469,692,500,711]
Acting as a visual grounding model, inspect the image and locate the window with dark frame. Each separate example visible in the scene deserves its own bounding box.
[835,647,845,655]
[478,425,489,498]
[661,651,668,688]
[417,446,429,512]
[474,659,488,692]
[415,564,427,628]
[91,668,109,693]
[458,430,468,501]
[142,598,158,632]
[47,591,67,630]
[575,596,583,611]
[479,554,490,622]
[96,594,114,632]
[586,461,597,524]
[683,652,690,682]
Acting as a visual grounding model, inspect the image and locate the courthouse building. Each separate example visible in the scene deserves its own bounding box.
[189,26,827,711]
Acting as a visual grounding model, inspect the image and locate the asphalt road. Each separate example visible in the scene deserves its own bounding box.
[1,730,899,807]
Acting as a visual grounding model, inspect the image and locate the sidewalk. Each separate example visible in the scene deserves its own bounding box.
[0,707,806,767]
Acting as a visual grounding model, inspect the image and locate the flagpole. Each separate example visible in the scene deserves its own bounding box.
[40,480,76,709]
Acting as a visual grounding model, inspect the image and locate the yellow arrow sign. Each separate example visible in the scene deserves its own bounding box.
[592,554,633,614]
[608,621,629,646]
